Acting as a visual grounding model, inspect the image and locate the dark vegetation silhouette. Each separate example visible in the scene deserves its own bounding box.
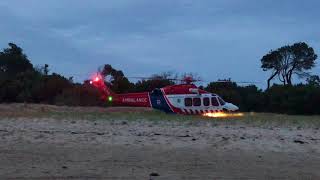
[261,42,317,89]
[0,42,319,114]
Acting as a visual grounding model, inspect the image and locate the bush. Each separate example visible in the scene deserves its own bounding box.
[205,81,320,115]
[54,84,104,106]
[265,84,320,115]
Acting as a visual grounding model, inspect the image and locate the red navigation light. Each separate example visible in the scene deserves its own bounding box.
[90,73,103,84]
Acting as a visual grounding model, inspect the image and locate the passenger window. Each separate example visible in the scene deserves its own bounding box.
[211,97,219,106]
[185,98,192,107]
[203,97,210,106]
[193,98,201,106]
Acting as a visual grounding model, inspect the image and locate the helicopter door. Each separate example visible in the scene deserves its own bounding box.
[150,89,172,113]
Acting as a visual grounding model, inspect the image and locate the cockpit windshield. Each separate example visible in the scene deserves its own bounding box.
[218,96,226,105]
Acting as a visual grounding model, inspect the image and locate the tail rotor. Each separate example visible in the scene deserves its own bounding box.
[90,73,115,101]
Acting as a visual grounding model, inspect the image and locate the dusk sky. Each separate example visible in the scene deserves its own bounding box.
[1,0,319,88]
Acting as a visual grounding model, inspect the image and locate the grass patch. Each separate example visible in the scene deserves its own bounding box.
[43,111,320,128]
[0,104,319,128]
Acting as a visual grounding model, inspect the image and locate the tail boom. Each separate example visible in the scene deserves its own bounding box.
[90,74,151,107]
[114,93,151,107]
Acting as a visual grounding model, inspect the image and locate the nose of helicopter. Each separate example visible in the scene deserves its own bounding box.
[224,103,239,111]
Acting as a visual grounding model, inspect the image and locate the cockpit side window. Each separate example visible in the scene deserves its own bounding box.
[185,98,192,107]
[211,97,219,106]
[218,97,226,105]
[203,97,210,106]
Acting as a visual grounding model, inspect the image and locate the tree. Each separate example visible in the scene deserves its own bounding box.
[135,79,174,92]
[44,64,49,75]
[285,42,317,84]
[0,43,34,78]
[54,84,103,106]
[0,43,37,102]
[134,72,175,92]
[35,64,50,76]
[99,64,134,93]
[205,81,242,106]
[261,42,317,89]
[31,73,72,104]
[307,75,320,86]
[261,50,282,89]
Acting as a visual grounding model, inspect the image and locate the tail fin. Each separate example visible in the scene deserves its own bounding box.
[90,74,116,99]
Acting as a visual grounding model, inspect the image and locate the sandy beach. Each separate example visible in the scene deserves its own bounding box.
[0,104,319,179]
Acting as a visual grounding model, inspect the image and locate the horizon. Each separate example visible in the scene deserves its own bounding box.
[1,0,319,89]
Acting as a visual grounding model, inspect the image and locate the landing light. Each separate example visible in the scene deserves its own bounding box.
[203,112,244,118]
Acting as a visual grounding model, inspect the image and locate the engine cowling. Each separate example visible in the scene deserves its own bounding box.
[189,88,199,94]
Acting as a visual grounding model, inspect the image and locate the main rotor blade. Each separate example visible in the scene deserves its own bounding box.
[127,77,257,84]
[212,81,259,84]
[127,77,201,81]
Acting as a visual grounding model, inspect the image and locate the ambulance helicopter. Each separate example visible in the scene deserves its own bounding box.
[89,73,241,116]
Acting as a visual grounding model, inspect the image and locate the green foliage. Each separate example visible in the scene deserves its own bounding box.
[0,43,105,106]
[264,84,320,115]
[307,75,320,86]
[135,79,174,92]
[31,73,72,104]
[134,72,175,92]
[205,81,320,115]
[0,43,39,102]
[54,84,103,106]
[99,64,135,93]
[205,82,264,112]
[0,43,33,77]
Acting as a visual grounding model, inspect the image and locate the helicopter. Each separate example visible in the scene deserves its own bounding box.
[89,73,240,116]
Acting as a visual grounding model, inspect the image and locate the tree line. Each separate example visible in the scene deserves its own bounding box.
[0,42,319,114]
